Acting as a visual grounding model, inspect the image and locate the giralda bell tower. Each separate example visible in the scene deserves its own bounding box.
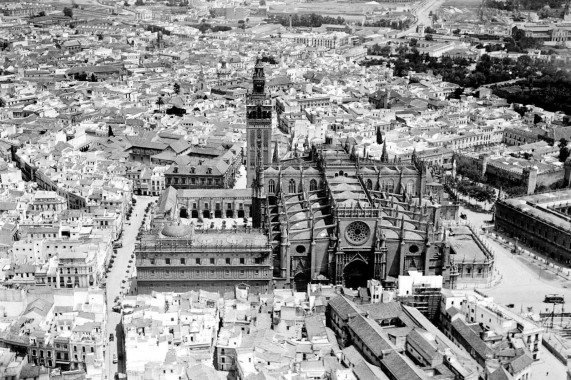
[246,59,272,187]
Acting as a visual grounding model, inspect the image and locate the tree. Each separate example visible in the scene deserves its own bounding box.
[63,7,73,17]
[156,96,165,111]
[166,106,186,116]
[376,127,383,145]
[409,38,418,47]
[124,1,130,6]
[559,138,570,162]
[108,125,114,137]
[173,83,180,95]
[135,0,144,5]
[38,11,46,17]
[260,0,266,4]
[452,28,461,35]
[425,34,434,41]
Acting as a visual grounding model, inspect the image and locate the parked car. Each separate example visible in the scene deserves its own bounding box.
[109,333,114,341]
[113,354,118,364]
[112,305,121,313]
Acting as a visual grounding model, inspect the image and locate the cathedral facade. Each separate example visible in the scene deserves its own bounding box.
[248,60,460,292]
[136,61,482,296]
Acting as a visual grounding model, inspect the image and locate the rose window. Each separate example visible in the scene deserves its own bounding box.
[345,221,370,245]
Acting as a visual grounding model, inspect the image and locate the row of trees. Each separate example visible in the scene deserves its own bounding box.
[363,40,571,114]
[451,178,497,204]
[455,159,528,197]
[270,13,346,28]
[486,0,568,11]
[363,18,412,30]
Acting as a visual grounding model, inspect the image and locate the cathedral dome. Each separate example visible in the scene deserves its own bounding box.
[161,224,191,238]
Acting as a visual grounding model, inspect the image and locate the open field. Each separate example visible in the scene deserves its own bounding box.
[269,0,418,15]
[442,0,482,8]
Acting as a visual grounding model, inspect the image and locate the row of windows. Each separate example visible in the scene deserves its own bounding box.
[144,269,267,277]
[149,257,262,265]
[267,179,319,194]
[167,177,221,186]
[173,167,212,174]
[183,202,244,210]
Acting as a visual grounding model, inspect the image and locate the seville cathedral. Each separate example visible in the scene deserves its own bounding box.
[136,60,493,295]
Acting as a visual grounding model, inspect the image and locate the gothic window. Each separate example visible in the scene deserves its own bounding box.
[289,179,296,194]
[366,179,373,190]
[268,179,276,193]
[309,179,317,191]
[386,179,395,193]
[345,221,371,245]
[406,180,415,194]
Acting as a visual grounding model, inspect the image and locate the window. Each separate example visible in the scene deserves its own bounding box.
[254,257,261,264]
[165,258,171,265]
[310,179,317,191]
[180,258,186,265]
[268,179,276,193]
[196,258,201,265]
[210,258,215,264]
[289,179,296,194]
[240,258,245,264]
[226,258,231,264]
[240,270,245,275]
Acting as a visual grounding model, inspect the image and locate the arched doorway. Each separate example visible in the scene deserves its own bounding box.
[191,210,199,218]
[215,210,222,218]
[343,259,372,289]
[294,272,308,292]
[237,210,245,218]
[180,207,188,218]
[203,210,211,218]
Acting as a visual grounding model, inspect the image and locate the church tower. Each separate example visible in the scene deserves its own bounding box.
[246,59,272,188]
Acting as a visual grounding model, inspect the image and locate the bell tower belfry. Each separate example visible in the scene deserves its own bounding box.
[246,59,272,187]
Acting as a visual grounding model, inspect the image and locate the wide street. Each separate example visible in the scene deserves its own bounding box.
[103,196,155,380]
[400,0,446,37]
[460,206,570,380]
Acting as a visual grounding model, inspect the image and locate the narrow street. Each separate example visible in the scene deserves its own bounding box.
[104,196,156,380]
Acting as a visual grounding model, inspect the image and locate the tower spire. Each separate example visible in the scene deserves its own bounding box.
[381,141,388,163]
[272,140,280,164]
[246,55,272,187]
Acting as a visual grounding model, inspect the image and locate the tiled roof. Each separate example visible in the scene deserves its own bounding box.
[508,352,534,374]
[328,295,360,321]
[451,319,492,360]
[347,314,392,358]
[380,352,423,380]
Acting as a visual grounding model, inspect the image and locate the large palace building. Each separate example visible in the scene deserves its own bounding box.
[495,189,571,265]
[135,60,493,295]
